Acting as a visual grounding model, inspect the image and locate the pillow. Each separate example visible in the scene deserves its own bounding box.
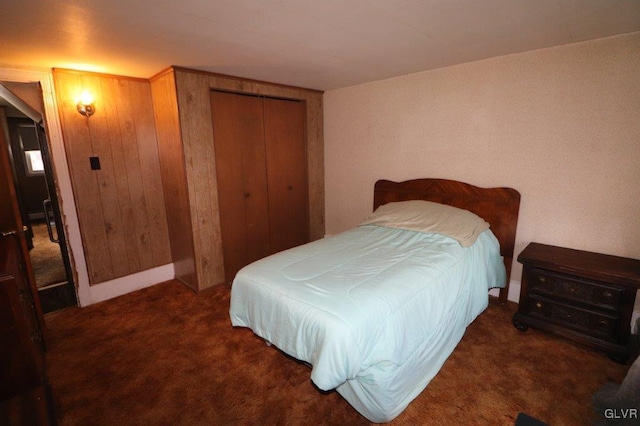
[359,200,490,247]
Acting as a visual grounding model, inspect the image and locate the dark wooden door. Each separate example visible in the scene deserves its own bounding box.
[211,92,309,282]
[0,117,46,401]
[211,91,270,283]
[264,97,309,253]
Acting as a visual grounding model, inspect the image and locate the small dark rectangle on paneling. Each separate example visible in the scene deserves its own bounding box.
[89,156,101,170]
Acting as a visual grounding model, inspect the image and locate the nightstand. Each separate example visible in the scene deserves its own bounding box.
[512,243,640,363]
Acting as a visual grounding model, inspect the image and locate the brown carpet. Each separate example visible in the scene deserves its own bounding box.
[30,222,67,288]
[44,280,629,425]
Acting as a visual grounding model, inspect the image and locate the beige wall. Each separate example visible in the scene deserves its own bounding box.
[324,32,640,291]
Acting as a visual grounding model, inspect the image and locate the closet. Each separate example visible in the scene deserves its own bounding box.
[150,67,324,292]
[211,91,309,283]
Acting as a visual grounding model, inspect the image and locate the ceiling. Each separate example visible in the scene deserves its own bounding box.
[2,0,640,91]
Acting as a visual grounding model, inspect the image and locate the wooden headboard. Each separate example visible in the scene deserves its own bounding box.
[373,178,521,303]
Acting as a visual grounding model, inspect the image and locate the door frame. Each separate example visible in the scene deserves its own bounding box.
[0,67,87,305]
[35,121,78,309]
[2,67,176,307]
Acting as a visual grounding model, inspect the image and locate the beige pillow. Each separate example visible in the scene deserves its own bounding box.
[359,200,490,247]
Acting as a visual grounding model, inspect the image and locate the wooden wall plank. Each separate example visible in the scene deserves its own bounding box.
[53,69,171,285]
[174,71,223,289]
[53,71,113,283]
[80,73,130,280]
[305,94,325,241]
[128,81,172,267]
[111,79,154,271]
[149,71,198,290]
[100,77,140,274]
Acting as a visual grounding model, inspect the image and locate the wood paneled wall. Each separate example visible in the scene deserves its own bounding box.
[150,67,324,291]
[53,69,171,285]
[148,70,198,290]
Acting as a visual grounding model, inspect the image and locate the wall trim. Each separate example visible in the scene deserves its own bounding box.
[0,66,89,303]
[85,263,175,305]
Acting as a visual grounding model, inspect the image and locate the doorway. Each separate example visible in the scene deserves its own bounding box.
[0,82,77,313]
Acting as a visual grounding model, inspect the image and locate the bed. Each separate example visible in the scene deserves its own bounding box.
[229,178,521,422]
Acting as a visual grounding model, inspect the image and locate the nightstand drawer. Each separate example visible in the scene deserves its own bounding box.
[515,243,640,363]
[526,267,623,311]
[525,294,619,340]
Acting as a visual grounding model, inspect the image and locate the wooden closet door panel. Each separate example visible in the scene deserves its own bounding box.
[263,97,309,253]
[211,91,245,282]
[211,91,269,283]
[236,95,270,264]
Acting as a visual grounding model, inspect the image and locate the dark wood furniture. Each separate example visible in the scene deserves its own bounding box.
[513,243,640,362]
[373,178,521,303]
[0,385,56,426]
[0,236,56,425]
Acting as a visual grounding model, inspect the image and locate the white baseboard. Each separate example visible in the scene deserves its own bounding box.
[489,279,520,303]
[77,263,175,307]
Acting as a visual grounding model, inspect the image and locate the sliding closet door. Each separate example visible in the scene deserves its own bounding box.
[211,91,270,283]
[263,97,309,253]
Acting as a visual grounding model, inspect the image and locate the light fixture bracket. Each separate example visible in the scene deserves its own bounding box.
[77,102,95,117]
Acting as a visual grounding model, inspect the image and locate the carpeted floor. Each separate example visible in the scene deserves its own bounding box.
[44,280,629,425]
[30,222,67,288]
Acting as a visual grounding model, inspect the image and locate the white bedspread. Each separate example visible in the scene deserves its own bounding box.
[229,225,505,422]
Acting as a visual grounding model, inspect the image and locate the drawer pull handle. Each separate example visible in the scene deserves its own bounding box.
[603,291,613,299]
[537,276,546,283]
[599,319,609,327]
[535,302,542,309]
[569,287,576,293]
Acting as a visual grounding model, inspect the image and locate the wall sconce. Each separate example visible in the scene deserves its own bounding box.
[77,90,95,117]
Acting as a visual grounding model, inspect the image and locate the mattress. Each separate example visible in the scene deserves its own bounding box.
[229,224,505,422]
